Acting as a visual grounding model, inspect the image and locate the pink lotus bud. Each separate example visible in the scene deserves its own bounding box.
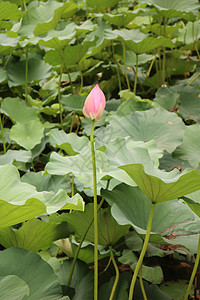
[83,84,106,120]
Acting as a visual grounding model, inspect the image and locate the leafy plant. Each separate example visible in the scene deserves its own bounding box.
[0,0,200,299]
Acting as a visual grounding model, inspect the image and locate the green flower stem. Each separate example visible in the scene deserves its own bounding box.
[112,43,122,92]
[129,202,155,300]
[162,19,166,84]
[69,112,75,133]
[195,43,200,60]
[134,54,138,95]
[90,119,99,300]
[188,72,200,86]
[155,50,159,74]
[115,57,122,92]
[79,69,83,94]
[58,49,73,94]
[162,46,166,84]
[99,256,112,276]
[71,175,74,197]
[31,158,36,172]
[67,181,110,288]
[58,63,63,130]
[0,113,6,154]
[191,22,200,60]
[66,65,73,94]
[3,52,12,70]
[184,235,200,300]
[139,267,147,300]
[109,246,119,300]
[25,47,29,104]
[158,49,162,74]
[122,41,131,91]
[147,56,155,78]
[69,175,75,214]
[23,0,27,12]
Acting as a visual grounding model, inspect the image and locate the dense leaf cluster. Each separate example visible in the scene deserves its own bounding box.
[0,0,200,299]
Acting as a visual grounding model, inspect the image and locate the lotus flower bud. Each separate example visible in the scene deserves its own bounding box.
[83,84,106,120]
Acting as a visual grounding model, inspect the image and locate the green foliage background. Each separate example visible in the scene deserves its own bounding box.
[0,0,200,299]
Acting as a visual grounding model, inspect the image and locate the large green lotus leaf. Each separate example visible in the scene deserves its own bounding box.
[86,23,115,56]
[104,137,163,168]
[182,190,200,218]
[0,198,46,229]
[44,49,63,66]
[0,218,72,251]
[119,250,163,284]
[45,149,131,188]
[154,87,179,111]
[173,124,200,168]
[166,56,196,77]
[124,36,174,54]
[143,70,163,89]
[62,1,79,19]
[0,164,84,224]
[76,21,94,36]
[160,280,194,300]
[1,97,39,123]
[0,68,7,83]
[21,171,71,194]
[114,29,174,54]
[10,120,44,150]
[61,193,85,211]
[37,22,76,49]
[45,39,94,67]
[143,23,181,38]
[0,195,81,232]
[143,0,199,20]
[55,237,109,264]
[0,2,22,21]
[99,275,129,300]
[178,20,200,45]
[86,0,118,7]
[49,128,89,155]
[103,11,138,27]
[144,0,199,12]
[64,41,94,66]
[62,204,129,246]
[0,20,12,31]
[0,0,22,5]
[0,33,20,56]
[121,50,154,67]
[0,275,29,299]
[45,145,157,188]
[159,152,191,172]
[96,108,185,153]
[116,98,151,115]
[21,172,85,211]
[119,163,200,203]
[0,150,31,165]
[114,27,146,42]
[100,273,171,300]
[171,85,200,122]
[0,247,62,299]
[39,105,60,116]
[102,184,200,244]
[61,94,85,114]
[7,58,52,87]
[58,259,93,299]
[19,0,69,37]
[135,280,172,300]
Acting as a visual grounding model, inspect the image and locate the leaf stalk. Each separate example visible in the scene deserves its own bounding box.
[129,202,155,300]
